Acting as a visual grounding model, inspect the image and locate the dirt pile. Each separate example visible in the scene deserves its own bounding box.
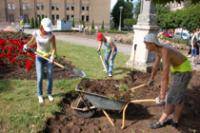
[42,70,200,133]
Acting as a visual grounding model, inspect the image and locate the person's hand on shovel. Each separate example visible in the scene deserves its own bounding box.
[23,44,29,52]
[49,55,54,63]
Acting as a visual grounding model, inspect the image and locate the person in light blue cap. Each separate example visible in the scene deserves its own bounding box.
[144,33,192,129]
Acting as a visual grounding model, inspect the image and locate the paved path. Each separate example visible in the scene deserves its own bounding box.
[24,29,132,55]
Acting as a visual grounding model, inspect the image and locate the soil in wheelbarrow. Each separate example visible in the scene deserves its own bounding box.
[42,70,200,133]
[0,56,81,80]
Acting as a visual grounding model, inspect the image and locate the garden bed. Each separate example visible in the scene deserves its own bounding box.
[42,70,200,133]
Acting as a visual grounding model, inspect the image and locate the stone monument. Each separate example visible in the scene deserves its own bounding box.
[126,0,159,72]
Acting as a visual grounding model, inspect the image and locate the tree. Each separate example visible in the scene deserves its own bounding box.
[123,18,136,30]
[34,18,38,28]
[91,20,95,30]
[101,21,104,30]
[111,0,133,28]
[30,17,34,28]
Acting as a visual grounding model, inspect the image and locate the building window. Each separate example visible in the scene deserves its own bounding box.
[82,6,85,11]
[22,4,27,10]
[86,16,89,22]
[71,6,74,11]
[52,6,55,10]
[66,6,69,10]
[81,15,85,21]
[86,6,89,11]
[66,15,69,21]
[12,4,16,10]
[8,4,11,10]
[41,5,44,10]
[71,15,74,18]
[56,6,59,10]
[56,15,59,19]
[52,15,55,20]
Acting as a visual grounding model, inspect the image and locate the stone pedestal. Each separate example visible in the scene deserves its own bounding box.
[126,0,159,72]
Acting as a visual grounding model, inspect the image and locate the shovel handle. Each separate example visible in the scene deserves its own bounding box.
[131,83,147,92]
[130,99,156,103]
[35,51,65,69]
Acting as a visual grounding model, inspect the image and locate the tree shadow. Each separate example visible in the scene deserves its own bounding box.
[0,80,12,93]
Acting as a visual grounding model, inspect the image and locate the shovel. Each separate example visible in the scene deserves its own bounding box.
[28,48,86,78]
[97,51,107,72]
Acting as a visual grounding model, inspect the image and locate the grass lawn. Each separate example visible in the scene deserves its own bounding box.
[0,41,130,133]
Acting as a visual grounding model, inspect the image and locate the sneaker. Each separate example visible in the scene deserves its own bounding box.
[48,95,54,102]
[164,119,178,128]
[108,73,112,77]
[149,121,165,129]
[38,96,44,104]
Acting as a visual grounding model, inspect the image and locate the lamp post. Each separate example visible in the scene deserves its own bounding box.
[118,6,123,31]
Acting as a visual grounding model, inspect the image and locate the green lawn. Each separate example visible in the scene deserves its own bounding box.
[0,41,130,133]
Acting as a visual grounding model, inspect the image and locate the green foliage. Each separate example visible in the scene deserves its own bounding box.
[101,21,104,30]
[72,18,75,27]
[38,16,42,27]
[156,3,200,32]
[91,20,95,30]
[30,18,34,28]
[119,83,128,92]
[34,18,39,28]
[124,18,137,26]
[111,0,133,28]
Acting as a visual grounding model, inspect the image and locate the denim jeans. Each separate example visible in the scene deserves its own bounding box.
[36,56,53,96]
[104,49,117,74]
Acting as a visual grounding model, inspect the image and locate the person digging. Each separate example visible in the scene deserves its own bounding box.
[23,18,56,104]
[96,32,117,77]
[144,33,192,129]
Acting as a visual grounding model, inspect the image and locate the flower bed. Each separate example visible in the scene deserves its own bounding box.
[0,31,34,71]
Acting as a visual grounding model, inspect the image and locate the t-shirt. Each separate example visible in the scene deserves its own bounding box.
[32,30,53,55]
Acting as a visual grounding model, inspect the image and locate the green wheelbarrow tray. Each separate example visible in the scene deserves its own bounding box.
[75,85,126,111]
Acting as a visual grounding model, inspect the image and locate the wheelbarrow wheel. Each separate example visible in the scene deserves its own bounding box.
[72,96,96,118]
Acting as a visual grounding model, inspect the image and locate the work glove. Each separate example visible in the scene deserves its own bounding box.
[23,44,29,52]
[155,97,165,105]
[147,79,155,87]
[49,55,54,63]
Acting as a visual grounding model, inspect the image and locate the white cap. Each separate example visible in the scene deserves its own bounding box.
[41,18,53,32]
[144,33,164,46]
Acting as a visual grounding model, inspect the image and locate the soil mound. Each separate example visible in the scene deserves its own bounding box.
[42,71,200,133]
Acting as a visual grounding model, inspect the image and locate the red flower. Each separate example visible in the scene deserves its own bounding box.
[25,59,33,72]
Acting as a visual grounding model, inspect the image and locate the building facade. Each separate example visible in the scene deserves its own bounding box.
[0,0,110,27]
[167,1,185,11]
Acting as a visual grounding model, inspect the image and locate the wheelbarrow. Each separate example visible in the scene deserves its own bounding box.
[71,83,156,129]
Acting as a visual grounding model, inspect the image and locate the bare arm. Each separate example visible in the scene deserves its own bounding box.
[160,48,170,100]
[110,41,116,52]
[97,41,103,51]
[26,36,36,47]
[150,54,161,80]
[51,35,56,56]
